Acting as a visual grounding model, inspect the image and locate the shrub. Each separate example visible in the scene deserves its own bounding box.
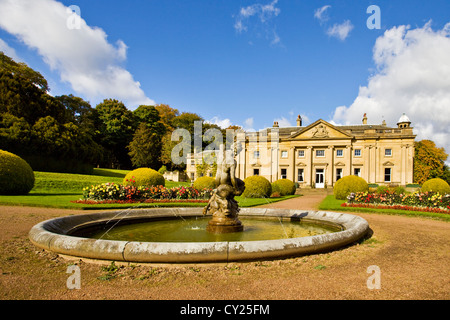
[158,165,167,175]
[272,179,296,196]
[242,175,272,198]
[0,149,35,195]
[334,175,369,200]
[421,178,450,194]
[123,168,165,187]
[270,191,281,198]
[193,176,216,190]
[376,185,388,194]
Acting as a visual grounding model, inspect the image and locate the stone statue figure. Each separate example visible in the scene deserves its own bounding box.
[203,144,245,233]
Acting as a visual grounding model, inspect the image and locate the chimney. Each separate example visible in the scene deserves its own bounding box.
[362,113,368,125]
[273,121,279,128]
[296,115,302,127]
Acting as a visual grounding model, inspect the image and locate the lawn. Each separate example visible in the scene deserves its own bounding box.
[0,169,298,210]
[319,195,450,221]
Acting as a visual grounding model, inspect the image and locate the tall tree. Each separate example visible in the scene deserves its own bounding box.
[128,123,163,169]
[155,104,179,131]
[127,105,166,168]
[95,99,134,168]
[414,140,448,184]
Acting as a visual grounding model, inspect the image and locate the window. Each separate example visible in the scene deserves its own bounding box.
[336,149,343,157]
[298,169,304,182]
[253,150,260,159]
[281,168,287,179]
[281,151,288,158]
[190,173,195,180]
[298,150,305,158]
[354,149,361,157]
[354,168,361,177]
[385,168,391,182]
[336,168,343,181]
[316,150,325,157]
[385,149,392,157]
[253,169,260,176]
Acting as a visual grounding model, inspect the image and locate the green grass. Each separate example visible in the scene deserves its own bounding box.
[319,195,450,221]
[0,169,296,210]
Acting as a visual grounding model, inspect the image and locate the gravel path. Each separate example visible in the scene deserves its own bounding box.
[0,196,449,300]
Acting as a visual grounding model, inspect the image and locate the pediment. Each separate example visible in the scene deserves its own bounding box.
[289,120,353,140]
[296,162,307,167]
[335,162,346,167]
[383,161,395,166]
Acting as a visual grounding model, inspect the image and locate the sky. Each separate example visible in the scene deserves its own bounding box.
[0,0,449,159]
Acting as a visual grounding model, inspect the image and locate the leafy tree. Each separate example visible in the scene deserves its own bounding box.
[127,105,166,169]
[414,140,448,185]
[0,52,65,124]
[55,94,93,126]
[95,99,134,168]
[128,122,162,169]
[155,104,179,130]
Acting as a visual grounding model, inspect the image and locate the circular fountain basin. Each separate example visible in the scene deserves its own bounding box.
[29,208,369,263]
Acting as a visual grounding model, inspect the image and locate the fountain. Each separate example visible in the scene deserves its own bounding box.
[203,144,245,234]
[28,144,370,263]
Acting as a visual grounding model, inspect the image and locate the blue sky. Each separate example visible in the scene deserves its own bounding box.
[0,0,449,155]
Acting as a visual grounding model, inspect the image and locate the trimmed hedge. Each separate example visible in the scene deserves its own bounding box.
[421,178,450,194]
[0,149,35,195]
[272,179,296,196]
[334,175,369,200]
[193,176,216,190]
[242,175,272,198]
[123,168,165,187]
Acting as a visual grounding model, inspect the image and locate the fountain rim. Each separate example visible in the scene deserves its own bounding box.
[29,207,369,263]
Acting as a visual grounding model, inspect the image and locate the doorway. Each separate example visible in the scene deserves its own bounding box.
[315,169,325,188]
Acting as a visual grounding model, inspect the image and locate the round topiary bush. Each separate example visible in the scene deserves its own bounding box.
[271,179,296,196]
[123,168,165,187]
[0,150,35,195]
[193,176,216,190]
[242,175,272,198]
[421,178,450,194]
[334,175,369,200]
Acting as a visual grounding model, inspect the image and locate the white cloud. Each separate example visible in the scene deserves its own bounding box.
[0,38,21,61]
[332,22,450,161]
[243,117,255,131]
[234,0,281,46]
[274,116,292,127]
[327,20,354,41]
[207,116,233,129]
[0,0,154,108]
[314,5,331,24]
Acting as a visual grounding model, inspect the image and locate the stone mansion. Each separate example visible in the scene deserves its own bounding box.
[186,113,416,188]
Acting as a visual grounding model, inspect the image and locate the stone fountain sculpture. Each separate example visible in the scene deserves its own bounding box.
[203,144,245,233]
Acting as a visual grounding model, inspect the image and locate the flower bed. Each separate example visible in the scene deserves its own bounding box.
[74,183,213,204]
[343,190,450,214]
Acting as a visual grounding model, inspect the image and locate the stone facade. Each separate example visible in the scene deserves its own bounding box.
[186,114,416,188]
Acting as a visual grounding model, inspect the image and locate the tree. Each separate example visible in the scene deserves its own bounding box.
[155,104,179,130]
[128,105,166,169]
[95,99,134,168]
[128,123,162,169]
[414,140,448,185]
[55,94,93,127]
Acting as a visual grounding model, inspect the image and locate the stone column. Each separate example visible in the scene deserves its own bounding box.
[306,146,313,187]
